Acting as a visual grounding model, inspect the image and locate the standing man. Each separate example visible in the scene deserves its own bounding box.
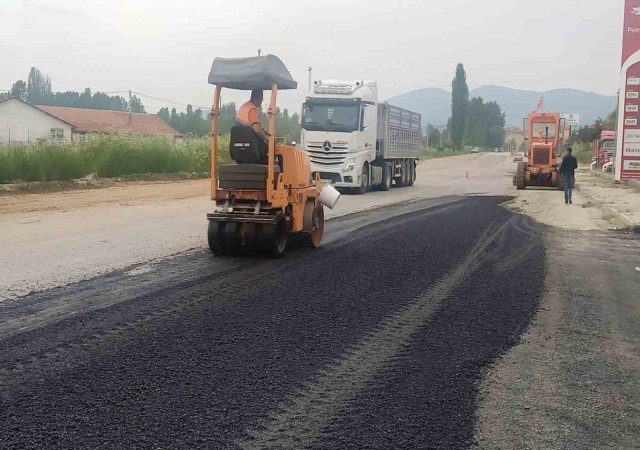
[237,89,269,161]
[559,147,578,205]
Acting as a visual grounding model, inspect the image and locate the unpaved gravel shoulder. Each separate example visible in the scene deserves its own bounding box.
[0,153,506,216]
[502,185,608,232]
[576,169,640,229]
[503,167,640,232]
[475,230,640,449]
[0,179,210,214]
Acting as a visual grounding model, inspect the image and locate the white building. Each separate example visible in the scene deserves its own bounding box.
[0,97,74,145]
[0,97,181,145]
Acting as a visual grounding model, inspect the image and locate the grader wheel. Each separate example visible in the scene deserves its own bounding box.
[515,162,527,190]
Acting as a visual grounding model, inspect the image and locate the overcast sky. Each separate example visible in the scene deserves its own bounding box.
[1,0,624,114]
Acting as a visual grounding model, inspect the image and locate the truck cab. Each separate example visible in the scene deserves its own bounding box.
[599,130,616,168]
[300,80,378,189]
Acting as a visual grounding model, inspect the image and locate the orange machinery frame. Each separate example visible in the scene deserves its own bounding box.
[527,112,563,151]
[210,83,287,206]
[208,82,320,234]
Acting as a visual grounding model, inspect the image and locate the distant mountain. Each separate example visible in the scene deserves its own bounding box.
[385,88,452,128]
[386,86,617,128]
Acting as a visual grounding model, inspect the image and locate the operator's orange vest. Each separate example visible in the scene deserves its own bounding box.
[237,101,260,126]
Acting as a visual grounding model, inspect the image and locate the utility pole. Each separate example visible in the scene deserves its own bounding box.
[308,67,312,93]
[128,89,132,127]
[568,125,572,145]
[258,49,261,56]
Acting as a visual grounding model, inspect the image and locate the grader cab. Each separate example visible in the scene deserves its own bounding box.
[206,54,340,257]
[515,112,566,190]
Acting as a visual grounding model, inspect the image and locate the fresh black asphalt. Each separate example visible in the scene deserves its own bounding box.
[0,196,545,449]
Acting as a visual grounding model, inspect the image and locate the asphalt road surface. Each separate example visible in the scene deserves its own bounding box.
[2,153,639,449]
[0,153,513,300]
[0,195,545,449]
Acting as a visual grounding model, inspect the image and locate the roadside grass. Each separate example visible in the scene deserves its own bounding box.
[420,147,471,160]
[0,134,231,184]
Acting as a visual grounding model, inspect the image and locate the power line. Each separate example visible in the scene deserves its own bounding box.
[0,85,213,111]
[131,91,211,110]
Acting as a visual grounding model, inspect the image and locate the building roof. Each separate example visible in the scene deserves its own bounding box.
[0,97,77,128]
[36,105,182,136]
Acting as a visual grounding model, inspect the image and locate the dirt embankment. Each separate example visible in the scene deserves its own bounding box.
[0,178,210,215]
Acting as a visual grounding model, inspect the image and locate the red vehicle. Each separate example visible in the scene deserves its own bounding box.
[591,131,616,169]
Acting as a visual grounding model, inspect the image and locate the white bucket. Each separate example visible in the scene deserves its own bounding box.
[318,183,341,209]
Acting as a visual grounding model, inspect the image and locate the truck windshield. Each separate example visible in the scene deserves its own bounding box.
[302,100,360,133]
[602,140,615,150]
[531,122,556,138]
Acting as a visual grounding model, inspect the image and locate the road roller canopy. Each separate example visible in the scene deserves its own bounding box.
[208,54,298,90]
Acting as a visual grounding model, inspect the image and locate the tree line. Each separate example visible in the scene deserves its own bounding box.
[572,109,617,143]
[2,67,302,141]
[1,67,145,113]
[431,63,506,151]
[158,103,302,141]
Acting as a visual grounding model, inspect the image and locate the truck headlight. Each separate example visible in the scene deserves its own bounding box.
[343,162,355,172]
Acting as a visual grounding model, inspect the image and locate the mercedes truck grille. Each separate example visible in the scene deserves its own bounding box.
[305,141,349,167]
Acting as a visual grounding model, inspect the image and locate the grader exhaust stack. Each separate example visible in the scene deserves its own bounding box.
[206,54,339,257]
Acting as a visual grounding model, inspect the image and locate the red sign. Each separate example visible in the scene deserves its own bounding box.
[617,0,640,181]
[623,0,640,63]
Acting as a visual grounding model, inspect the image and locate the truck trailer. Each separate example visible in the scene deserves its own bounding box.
[300,80,421,194]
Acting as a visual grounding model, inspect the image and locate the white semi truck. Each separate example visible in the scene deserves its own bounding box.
[300,80,421,193]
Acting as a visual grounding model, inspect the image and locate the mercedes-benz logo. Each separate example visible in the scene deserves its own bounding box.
[323,141,332,152]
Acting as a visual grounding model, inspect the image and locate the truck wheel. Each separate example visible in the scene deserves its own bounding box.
[402,160,410,186]
[515,162,527,190]
[407,161,415,186]
[379,163,392,191]
[355,164,369,194]
[395,160,406,187]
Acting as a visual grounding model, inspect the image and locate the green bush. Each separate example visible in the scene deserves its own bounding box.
[569,142,592,165]
[0,134,232,184]
[420,146,468,160]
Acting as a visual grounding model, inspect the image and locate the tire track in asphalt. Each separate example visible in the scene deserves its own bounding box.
[0,197,545,449]
[236,217,521,450]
